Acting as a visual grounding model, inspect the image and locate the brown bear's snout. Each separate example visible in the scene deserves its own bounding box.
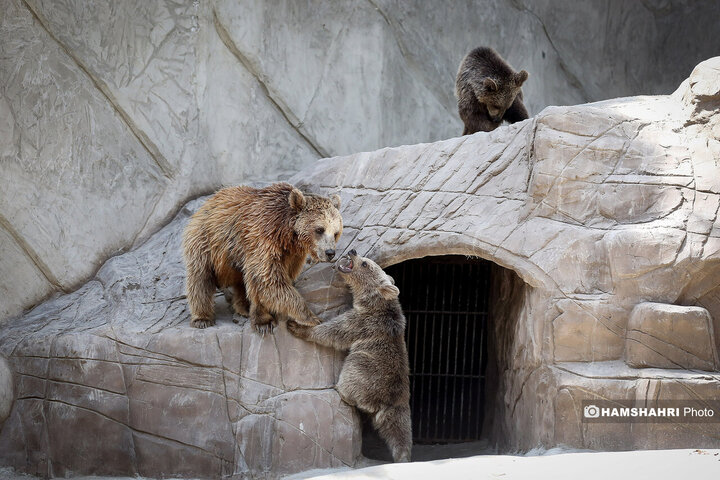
[325,249,336,260]
[348,249,357,256]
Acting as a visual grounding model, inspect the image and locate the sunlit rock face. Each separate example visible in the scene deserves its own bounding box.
[293,57,720,452]
[3,0,720,322]
[1,58,720,477]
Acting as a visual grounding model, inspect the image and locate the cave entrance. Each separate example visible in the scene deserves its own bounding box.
[362,255,495,461]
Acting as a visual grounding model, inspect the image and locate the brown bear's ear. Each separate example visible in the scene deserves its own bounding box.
[515,70,529,86]
[386,274,395,285]
[330,194,341,209]
[289,188,306,210]
[379,284,400,300]
[483,77,498,92]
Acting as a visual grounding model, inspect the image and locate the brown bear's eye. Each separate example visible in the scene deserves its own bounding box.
[315,227,325,235]
[361,261,368,268]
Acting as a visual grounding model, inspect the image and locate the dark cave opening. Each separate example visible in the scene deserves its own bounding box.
[361,255,497,462]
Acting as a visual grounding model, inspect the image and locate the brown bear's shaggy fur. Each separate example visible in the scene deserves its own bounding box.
[287,250,411,462]
[182,182,342,332]
[456,46,529,135]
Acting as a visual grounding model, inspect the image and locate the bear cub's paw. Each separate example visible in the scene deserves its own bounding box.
[286,319,304,336]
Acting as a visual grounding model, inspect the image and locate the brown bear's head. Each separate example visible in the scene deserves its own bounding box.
[334,250,399,303]
[289,188,343,263]
[479,70,528,122]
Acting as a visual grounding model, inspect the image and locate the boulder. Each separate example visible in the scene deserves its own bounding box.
[625,303,719,371]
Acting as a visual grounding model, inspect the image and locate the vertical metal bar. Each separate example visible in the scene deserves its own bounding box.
[479,264,490,437]
[458,268,470,440]
[425,262,435,440]
[434,262,446,440]
[409,262,421,441]
[448,264,459,440]
[455,263,471,440]
[442,263,456,440]
[419,260,431,440]
[472,263,482,439]
[447,277,455,441]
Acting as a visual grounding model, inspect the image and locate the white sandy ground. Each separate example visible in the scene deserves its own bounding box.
[285,448,720,480]
[1,449,719,480]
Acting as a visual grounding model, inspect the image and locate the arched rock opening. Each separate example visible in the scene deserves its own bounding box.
[360,255,528,461]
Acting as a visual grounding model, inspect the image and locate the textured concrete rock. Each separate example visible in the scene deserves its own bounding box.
[3,43,720,480]
[0,200,360,479]
[288,59,720,452]
[625,303,719,371]
[3,0,720,322]
[0,356,12,430]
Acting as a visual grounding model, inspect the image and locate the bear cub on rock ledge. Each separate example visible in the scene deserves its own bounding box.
[182,182,342,333]
[456,46,529,134]
[287,250,412,462]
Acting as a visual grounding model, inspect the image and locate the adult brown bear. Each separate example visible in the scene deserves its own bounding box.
[182,182,342,333]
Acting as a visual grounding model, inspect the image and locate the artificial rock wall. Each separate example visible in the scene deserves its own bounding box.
[3,0,720,321]
[2,58,720,478]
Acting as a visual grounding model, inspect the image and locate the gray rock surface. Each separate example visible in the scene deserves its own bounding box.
[0,355,12,430]
[2,58,720,477]
[2,0,720,321]
[625,303,719,371]
[0,199,360,479]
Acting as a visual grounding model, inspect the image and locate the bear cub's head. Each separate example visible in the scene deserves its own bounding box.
[335,249,399,303]
[289,188,343,263]
[479,70,528,122]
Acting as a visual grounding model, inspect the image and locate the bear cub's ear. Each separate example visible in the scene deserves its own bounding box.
[289,188,306,210]
[515,70,529,86]
[330,194,341,210]
[483,77,498,92]
[379,283,400,300]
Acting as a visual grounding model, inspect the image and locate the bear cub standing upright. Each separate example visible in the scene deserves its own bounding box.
[182,182,342,333]
[456,46,529,135]
[287,250,412,462]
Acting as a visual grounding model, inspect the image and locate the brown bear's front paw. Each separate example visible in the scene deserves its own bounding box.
[191,318,215,329]
[251,316,278,337]
[254,322,275,337]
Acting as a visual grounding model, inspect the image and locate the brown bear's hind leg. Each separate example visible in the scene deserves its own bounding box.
[250,302,277,335]
[231,281,250,318]
[185,261,217,329]
[372,405,412,463]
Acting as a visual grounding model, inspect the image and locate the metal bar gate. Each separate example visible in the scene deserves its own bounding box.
[386,256,490,444]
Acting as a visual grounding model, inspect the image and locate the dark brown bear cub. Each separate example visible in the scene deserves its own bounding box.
[287,250,411,462]
[182,182,342,333]
[456,46,529,134]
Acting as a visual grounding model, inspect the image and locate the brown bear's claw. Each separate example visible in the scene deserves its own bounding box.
[191,318,215,329]
[254,323,275,337]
